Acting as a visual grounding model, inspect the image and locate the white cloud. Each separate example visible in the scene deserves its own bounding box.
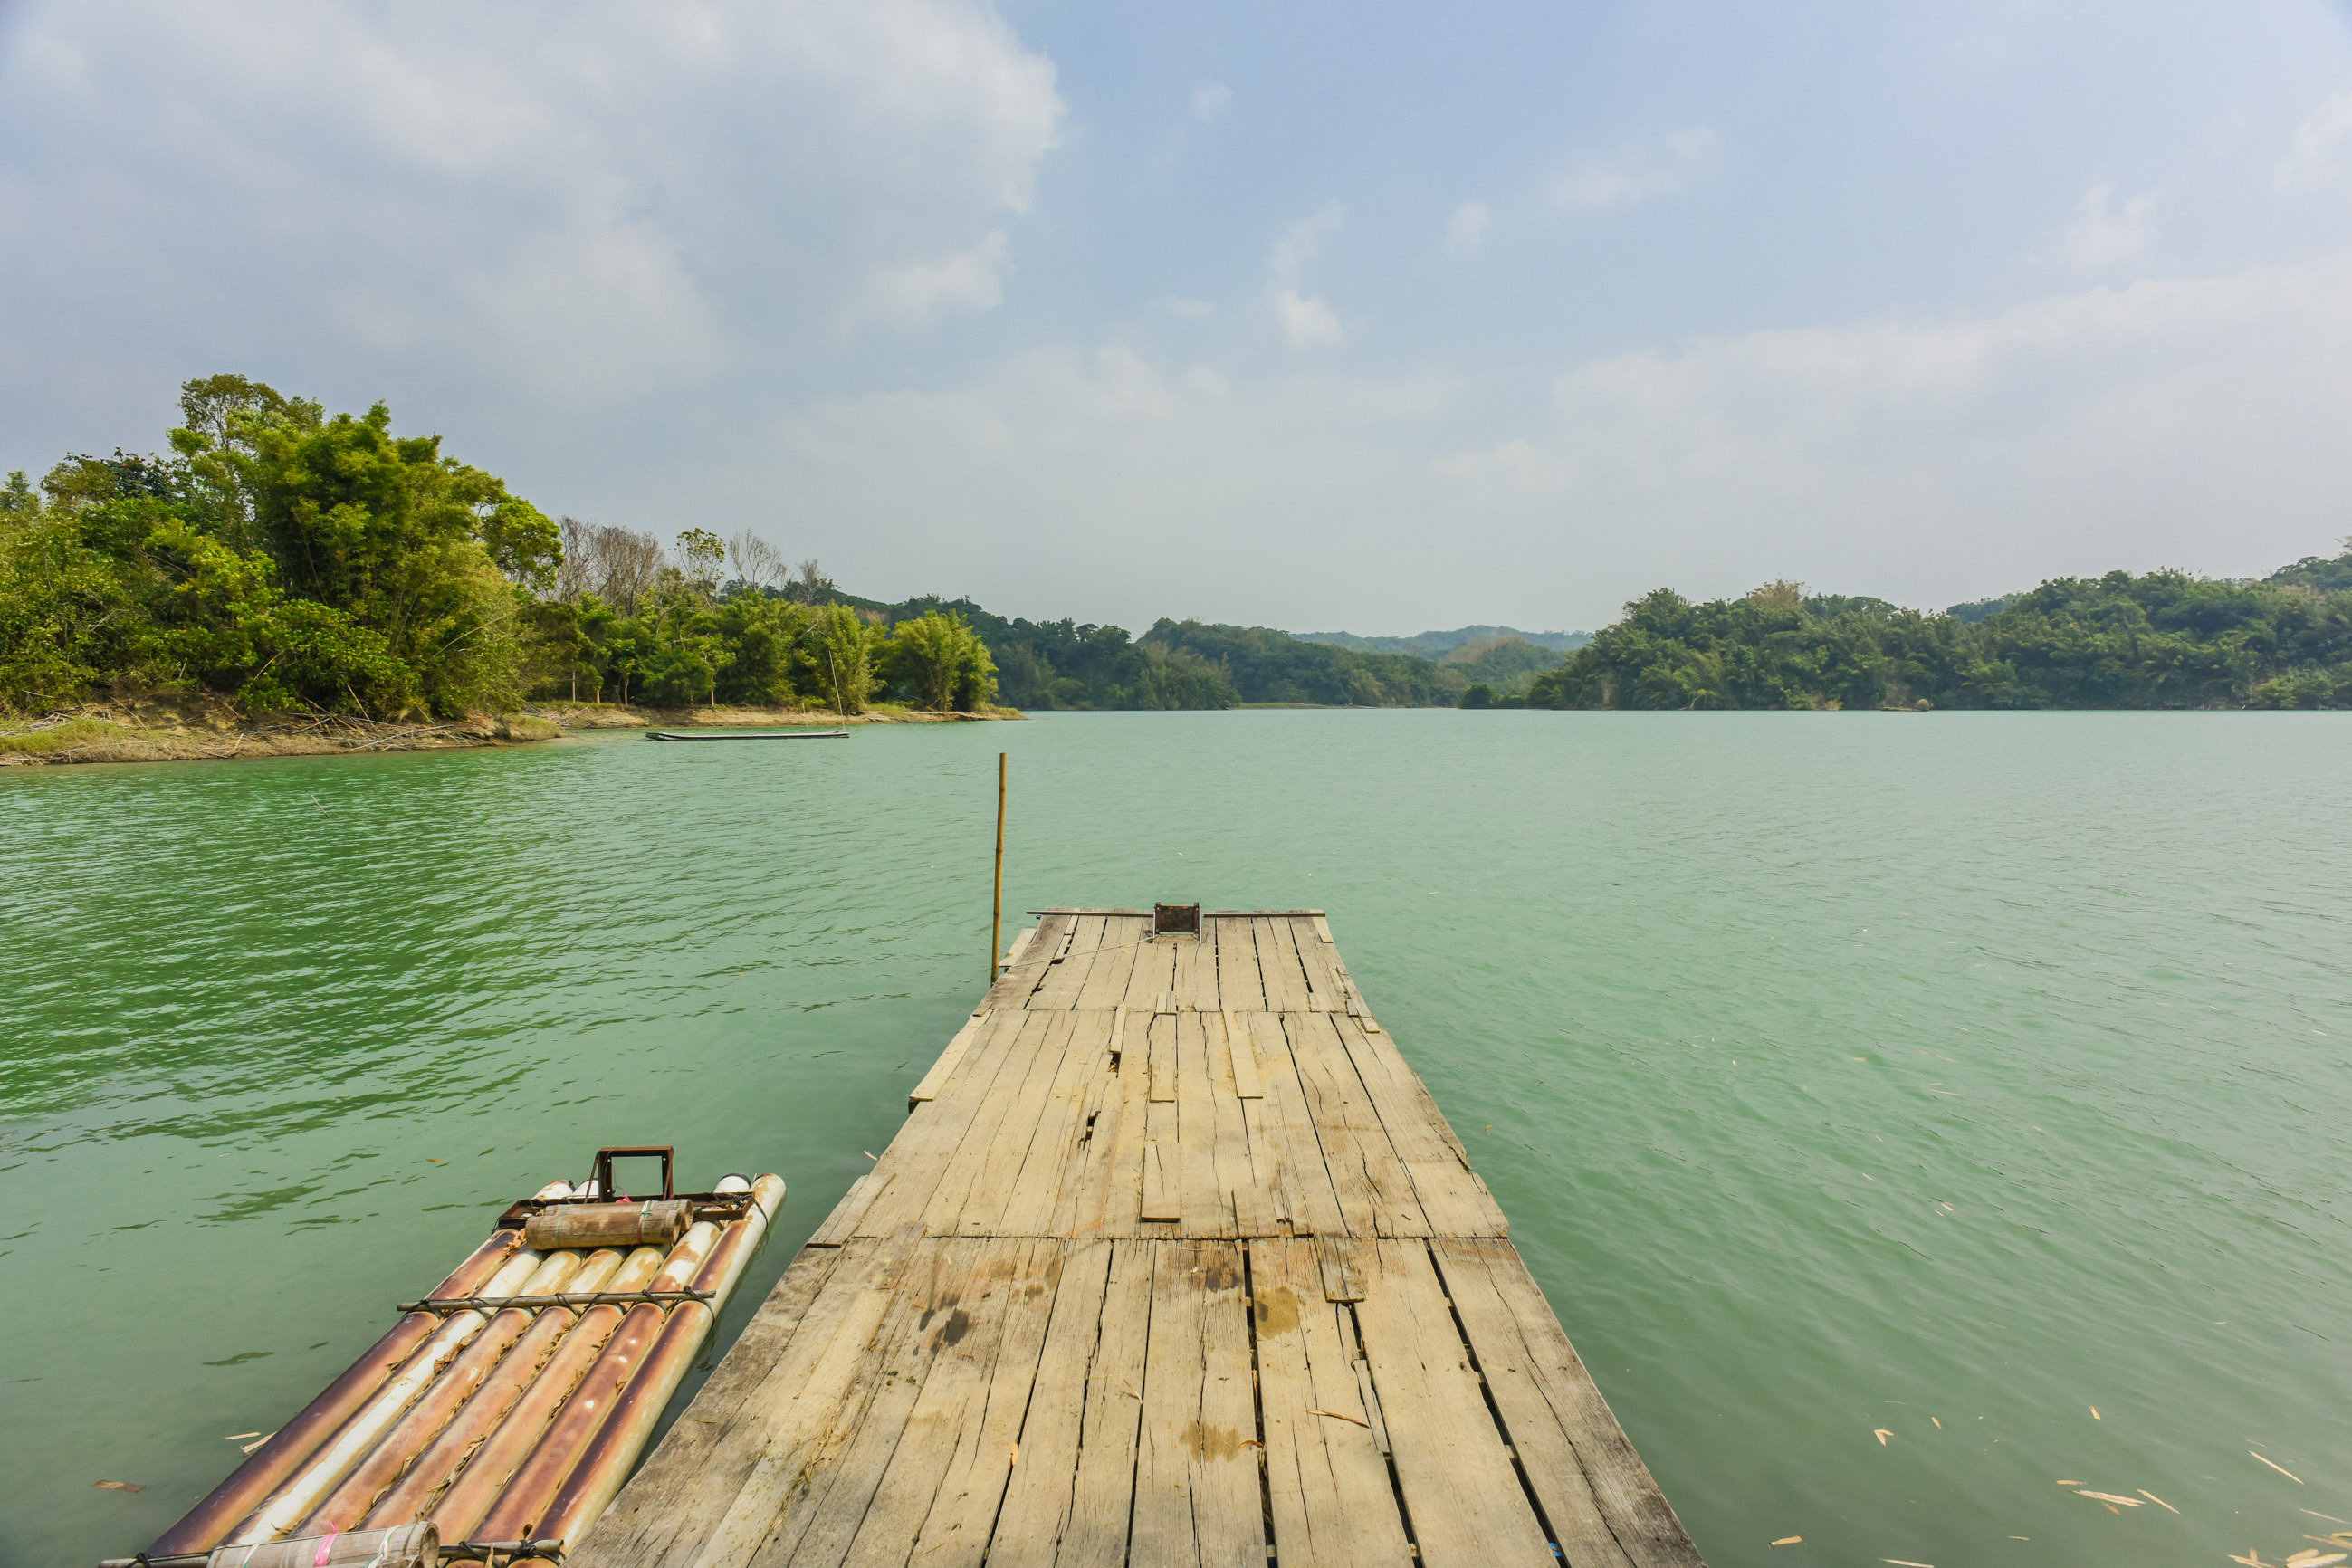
[0,0,1064,420]
[1444,201,1491,255]
[858,230,1011,327]
[1191,81,1233,122]
[2058,185,2156,271]
[2277,90,2352,192]
[1267,202,1347,349]
[686,256,2352,632]
[1432,257,2352,612]
[1551,125,1717,210]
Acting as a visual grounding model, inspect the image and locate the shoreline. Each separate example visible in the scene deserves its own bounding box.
[0,697,1020,769]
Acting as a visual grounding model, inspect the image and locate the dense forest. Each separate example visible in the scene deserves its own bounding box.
[8,376,2350,719]
[0,378,999,719]
[1524,568,2352,710]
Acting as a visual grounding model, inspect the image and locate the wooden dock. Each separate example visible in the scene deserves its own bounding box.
[573,910,1706,1568]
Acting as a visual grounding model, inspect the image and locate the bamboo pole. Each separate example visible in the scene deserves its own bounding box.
[992,751,1007,984]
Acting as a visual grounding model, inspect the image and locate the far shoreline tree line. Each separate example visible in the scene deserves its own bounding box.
[4,378,2348,720]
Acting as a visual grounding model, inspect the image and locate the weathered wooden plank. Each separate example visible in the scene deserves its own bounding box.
[571,1245,852,1568]
[1175,1012,1236,1239]
[980,913,1074,1010]
[1282,916,1349,1012]
[1339,1013,1470,1164]
[856,1238,1063,1568]
[1315,1236,1365,1304]
[1144,1010,1176,1104]
[1072,920,1143,1011]
[1435,1239,1706,1568]
[1212,919,1267,1011]
[953,1014,1077,1238]
[630,1230,920,1568]
[1052,1239,1152,1567]
[1284,1012,1427,1238]
[990,1013,1101,1238]
[1097,1030,1151,1237]
[1028,915,1105,1011]
[1248,1240,1412,1567]
[920,1013,1060,1238]
[907,1009,990,1108]
[806,1169,892,1249]
[1140,1098,1181,1223]
[1253,918,1312,1012]
[1123,936,1177,1013]
[1330,1015,1505,1237]
[1203,1012,1272,1237]
[1171,932,1219,1011]
[1353,1240,1554,1567]
[984,1238,1113,1567]
[1132,1242,1262,1568]
[744,1238,961,1568]
[1248,1014,1348,1240]
[1221,1009,1265,1099]
[854,1013,1029,1237]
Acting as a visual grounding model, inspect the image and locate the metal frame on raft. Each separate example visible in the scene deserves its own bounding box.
[113,1149,787,1568]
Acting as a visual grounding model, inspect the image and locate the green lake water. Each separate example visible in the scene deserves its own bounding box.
[4,711,2347,1567]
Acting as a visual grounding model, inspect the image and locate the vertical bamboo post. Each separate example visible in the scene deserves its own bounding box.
[991,751,1007,983]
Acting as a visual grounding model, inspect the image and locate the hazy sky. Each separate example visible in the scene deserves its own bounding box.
[5,2,2352,633]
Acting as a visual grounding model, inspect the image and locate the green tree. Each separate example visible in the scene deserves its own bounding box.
[803,602,880,713]
[881,610,999,710]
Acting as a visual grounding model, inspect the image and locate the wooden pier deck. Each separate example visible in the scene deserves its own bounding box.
[573,910,1706,1568]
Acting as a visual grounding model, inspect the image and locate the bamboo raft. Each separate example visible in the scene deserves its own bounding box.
[127,1151,787,1568]
[572,907,1707,1568]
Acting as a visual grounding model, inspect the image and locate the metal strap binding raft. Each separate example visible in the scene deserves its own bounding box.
[397,1288,716,1315]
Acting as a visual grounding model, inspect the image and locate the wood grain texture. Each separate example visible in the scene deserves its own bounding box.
[570,911,1705,1568]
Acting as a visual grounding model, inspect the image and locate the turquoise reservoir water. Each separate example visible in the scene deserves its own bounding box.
[4,712,2347,1567]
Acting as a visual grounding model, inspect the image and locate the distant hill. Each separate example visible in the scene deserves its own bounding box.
[1296,625,1590,657]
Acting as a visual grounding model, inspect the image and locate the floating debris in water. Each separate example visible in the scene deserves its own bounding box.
[1770,1537,1802,1546]
[1873,1429,1893,1445]
[94,1480,144,1492]
[2252,1451,2306,1483]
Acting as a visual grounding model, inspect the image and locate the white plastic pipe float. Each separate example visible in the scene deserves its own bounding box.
[468,1224,722,1542]
[359,1247,627,1532]
[426,1244,668,1540]
[297,1249,590,1535]
[533,1173,788,1544]
[145,1225,528,1557]
[227,1244,549,1543]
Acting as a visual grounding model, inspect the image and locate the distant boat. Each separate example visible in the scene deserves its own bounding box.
[646,729,850,741]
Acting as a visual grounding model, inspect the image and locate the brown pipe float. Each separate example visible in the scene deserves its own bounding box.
[145,1228,526,1556]
[359,1248,626,1532]
[225,1244,550,1544]
[535,1174,788,1544]
[296,1250,590,1535]
[426,1245,666,1539]
[468,1225,721,1543]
